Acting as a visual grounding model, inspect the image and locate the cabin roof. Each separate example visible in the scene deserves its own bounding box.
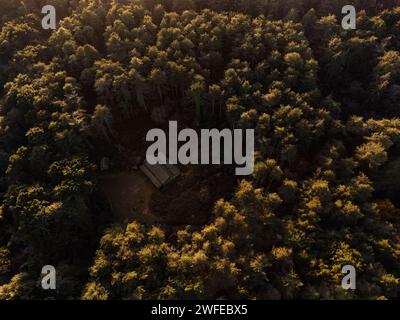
[140,159,180,188]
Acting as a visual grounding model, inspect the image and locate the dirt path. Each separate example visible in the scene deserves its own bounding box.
[99,171,158,224]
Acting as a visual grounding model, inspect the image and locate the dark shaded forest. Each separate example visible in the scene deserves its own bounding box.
[1,0,400,300]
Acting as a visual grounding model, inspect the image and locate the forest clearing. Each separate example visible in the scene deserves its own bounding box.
[99,172,157,223]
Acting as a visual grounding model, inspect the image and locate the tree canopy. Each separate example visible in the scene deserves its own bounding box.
[1,0,400,300]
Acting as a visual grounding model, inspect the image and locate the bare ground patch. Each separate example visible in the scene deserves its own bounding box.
[99,171,158,224]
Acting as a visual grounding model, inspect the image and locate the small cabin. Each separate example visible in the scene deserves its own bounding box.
[140,159,180,189]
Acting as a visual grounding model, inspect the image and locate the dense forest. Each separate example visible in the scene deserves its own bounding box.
[1,0,400,300]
